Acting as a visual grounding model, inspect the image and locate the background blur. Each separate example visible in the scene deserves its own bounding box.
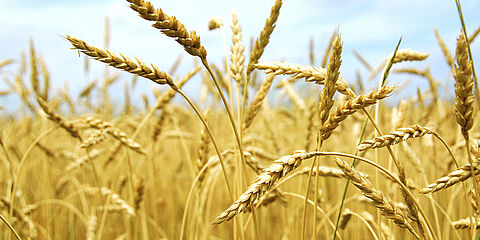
[1,0,479,110]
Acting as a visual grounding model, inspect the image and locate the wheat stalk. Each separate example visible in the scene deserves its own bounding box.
[153,66,201,111]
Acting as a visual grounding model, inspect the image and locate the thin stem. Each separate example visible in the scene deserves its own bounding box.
[200,58,260,239]
[0,214,21,240]
[10,127,57,228]
[302,137,323,240]
[176,89,234,199]
[179,158,212,240]
[333,115,369,240]
[432,131,460,168]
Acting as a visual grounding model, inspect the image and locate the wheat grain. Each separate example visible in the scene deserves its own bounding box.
[153,66,200,111]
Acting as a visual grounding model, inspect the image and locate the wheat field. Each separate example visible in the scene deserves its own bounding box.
[1,0,480,239]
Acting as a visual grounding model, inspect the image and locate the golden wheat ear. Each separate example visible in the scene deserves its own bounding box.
[126,0,207,59]
[66,35,175,88]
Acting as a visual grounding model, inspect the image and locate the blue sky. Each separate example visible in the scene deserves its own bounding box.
[0,0,479,111]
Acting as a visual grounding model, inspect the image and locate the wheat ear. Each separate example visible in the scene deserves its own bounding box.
[0,59,14,69]
[452,217,480,229]
[335,158,420,239]
[212,150,317,224]
[126,0,207,58]
[83,117,146,155]
[254,62,353,96]
[246,0,282,76]
[357,125,433,151]
[392,49,429,63]
[86,214,97,240]
[469,25,480,43]
[434,28,454,67]
[66,35,175,87]
[453,33,474,140]
[321,85,395,140]
[230,11,245,85]
[243,74,275,131]
[197,108,210,182]
[36,97,81,139]
[81,129,107,148]
[83,186,135,217]
[420,160,480,194]
[319,34,341,124]
[29,39,40,97]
